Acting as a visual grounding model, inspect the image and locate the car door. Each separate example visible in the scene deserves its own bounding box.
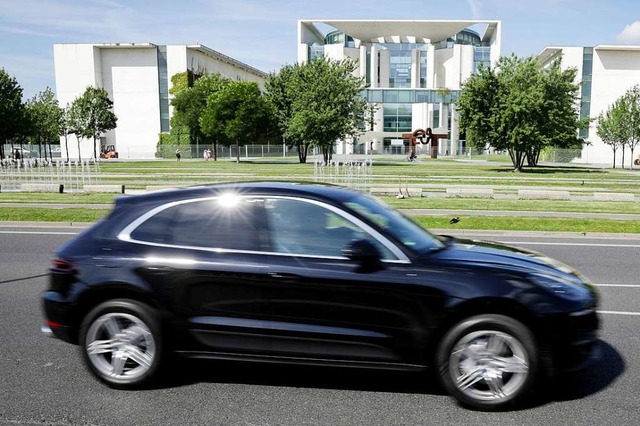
[259,196,448,367]
[125,196,282,353]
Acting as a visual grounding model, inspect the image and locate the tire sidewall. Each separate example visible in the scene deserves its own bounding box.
[79,299,162,388]
[436,314,538,411]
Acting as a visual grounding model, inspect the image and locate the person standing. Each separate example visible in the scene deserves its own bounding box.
[175,149,181,161]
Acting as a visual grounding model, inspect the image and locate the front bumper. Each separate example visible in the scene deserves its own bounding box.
[541,307,601,376]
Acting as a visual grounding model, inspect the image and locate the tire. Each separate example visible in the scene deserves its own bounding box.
[436,314,538,411]
[79,299,163,388]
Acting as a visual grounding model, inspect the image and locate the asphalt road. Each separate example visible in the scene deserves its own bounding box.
[1,225,639,426]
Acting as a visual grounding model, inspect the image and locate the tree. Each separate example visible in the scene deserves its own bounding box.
[0,68,29,159]
[200,81,275,163]
[623,85,640,169]
[69,97,86,161]
[457,55,584,171]
[59,105,74,162]
[597,98,628,168]
[265,57,368,163]
[74,87,117,159]
[26,87,62,160]
[170,73,229,160]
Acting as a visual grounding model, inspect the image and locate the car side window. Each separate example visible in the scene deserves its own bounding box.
[264,198,395,259]
[131,198,262,251]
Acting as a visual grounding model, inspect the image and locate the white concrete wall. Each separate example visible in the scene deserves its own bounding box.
[100,47,161,159]
[324,44,345,61]
[586,48,640,165]
[54,44,101,160]
[547,46,640,165]
[434,47,454,89]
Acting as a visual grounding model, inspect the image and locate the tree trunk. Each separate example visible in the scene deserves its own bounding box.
[93,135,98,159]
[236,139,240,163]
[631,148,636,169]
[77,135,82,162]
[612,147,617,169]
[64,135,70,162]
[297,142,307,164]
[622,148,626,169]
[213,140,217,161]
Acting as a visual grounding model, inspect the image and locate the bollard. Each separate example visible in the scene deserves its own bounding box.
[59,184,64,194]
[121,185,125,194]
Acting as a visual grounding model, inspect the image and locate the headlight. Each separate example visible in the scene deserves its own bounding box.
[530,273,592,301]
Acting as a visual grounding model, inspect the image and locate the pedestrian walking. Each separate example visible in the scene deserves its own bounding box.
[176,149,181,161]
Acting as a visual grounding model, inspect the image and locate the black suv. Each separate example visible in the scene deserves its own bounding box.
[42,182,600,410]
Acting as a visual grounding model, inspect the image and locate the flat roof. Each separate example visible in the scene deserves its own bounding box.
[300,19,500,43]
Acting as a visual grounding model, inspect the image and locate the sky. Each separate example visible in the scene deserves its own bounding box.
[1,0,640,99]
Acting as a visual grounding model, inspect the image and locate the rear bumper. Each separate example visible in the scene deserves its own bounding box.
[41,290,78,344]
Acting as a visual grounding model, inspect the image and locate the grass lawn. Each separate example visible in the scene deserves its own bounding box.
[2,158,640,232]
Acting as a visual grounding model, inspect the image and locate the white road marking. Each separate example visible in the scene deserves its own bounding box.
[500,241,640,248]
[0,231,79,235]
[597,310,640,316]
[594,284,640,288]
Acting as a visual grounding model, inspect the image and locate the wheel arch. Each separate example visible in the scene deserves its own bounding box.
[68,283,162,344]
[426,297,542,366]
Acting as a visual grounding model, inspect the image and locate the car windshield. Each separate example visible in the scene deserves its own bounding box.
[343,193,444,254]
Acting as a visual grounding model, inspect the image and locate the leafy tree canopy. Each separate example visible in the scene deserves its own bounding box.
[456,55,585,171]
[170,72,230,147]
[265,57,367,163]
[200,80,275,162]
[26,87,62,157]
[73,86,117,159]
[0,68,29,158]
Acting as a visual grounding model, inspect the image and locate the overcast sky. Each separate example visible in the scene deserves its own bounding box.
[1,0,640,99]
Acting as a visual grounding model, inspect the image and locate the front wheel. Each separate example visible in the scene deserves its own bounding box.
[437,314,538,411]
[79,299,163,388]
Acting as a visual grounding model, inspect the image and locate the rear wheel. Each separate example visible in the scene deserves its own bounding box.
[437,314,538,410]
[79,299,162,388]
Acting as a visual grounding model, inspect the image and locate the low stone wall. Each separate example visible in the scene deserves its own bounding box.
[593,192,635,202]
[83,184,125,193]
[518,189,571,200]
[446,188,494,198]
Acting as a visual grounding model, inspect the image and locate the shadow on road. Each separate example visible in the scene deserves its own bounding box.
[155,339,623,409]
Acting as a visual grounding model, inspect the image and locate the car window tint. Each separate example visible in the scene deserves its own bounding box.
[130,206,178,244]
[264,198,395,259]
[132,198,261,251]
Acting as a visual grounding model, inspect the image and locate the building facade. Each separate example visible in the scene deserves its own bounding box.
[297,19,501,156]
[538,45,640,165]
[54,43,267,159]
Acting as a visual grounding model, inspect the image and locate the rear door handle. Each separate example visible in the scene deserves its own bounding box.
[269,272,300,281]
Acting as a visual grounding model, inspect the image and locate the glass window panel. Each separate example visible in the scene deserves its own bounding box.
[383,90,399,103]
[398,91,413,103]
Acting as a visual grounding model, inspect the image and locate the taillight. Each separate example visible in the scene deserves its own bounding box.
[51,257,74,272]
[49,257,76,295]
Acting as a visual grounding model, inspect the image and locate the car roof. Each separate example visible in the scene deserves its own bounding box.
[115,182,362,207]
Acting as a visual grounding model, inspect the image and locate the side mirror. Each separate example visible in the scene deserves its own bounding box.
[342,238,382,269]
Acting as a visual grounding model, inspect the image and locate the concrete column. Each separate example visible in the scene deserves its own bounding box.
[359,45,367,79]
[370,45,378,88]
[379,49,390,88]
[426,45,436,89]
[411,49,419,88]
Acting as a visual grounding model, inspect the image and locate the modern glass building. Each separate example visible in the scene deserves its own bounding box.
[298,20,501,155]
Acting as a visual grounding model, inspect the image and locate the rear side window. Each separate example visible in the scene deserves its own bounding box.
[129,198,263,251]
